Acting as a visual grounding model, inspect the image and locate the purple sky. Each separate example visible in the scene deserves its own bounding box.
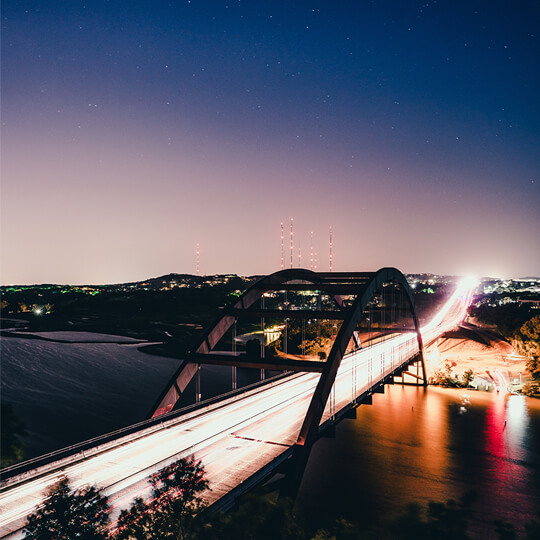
[2,1,539,284]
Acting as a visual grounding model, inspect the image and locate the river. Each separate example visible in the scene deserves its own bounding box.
[0,333,266,458]
[298,384,540,536]
[2,334,539,537]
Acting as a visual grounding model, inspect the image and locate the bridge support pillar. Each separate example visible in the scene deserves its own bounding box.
[393,355,428,386]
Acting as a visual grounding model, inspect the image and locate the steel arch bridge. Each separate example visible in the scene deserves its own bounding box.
[149,267,427,498]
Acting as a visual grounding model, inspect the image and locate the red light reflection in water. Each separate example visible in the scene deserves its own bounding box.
[482,392,533,533]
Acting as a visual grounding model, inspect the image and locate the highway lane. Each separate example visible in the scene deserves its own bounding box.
[0,278,475,538]
[0,372,317,535]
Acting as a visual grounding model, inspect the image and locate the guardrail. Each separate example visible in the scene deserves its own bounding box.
[0,370,295,487]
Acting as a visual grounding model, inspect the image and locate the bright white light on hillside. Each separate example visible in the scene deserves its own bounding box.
[459,275,479,292]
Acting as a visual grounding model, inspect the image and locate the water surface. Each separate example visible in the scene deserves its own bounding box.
[298,385,540,536]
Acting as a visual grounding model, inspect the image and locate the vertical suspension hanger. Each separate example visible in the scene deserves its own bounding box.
[260,296,265,381]
[232,318,237,391]
[196,365,201,403]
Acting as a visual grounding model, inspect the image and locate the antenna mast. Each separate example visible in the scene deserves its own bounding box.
[290,218,294,269]
[329,226,333,272]
[280,222,284,269]
[310,231,314,271]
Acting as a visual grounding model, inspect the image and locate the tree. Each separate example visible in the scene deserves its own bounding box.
[522,380,540,398]
[388,492,476,540]
[1,402,26,467]
[113,456,208,540]
[24,477,110,540]
[513,315,540,383]
[312,518,360,540]
[431,361,459,387]
[194,493,305,540]
[462,369,474,387]
[303,337,333,358]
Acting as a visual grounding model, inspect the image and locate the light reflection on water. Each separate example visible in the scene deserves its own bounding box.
[298,386,540,537]
[480,392,534,535]
[0,336,180,458]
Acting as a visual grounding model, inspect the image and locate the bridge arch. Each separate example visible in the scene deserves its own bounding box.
[149,267,425,424]
[150,268,325,417]
[282,267,425,496]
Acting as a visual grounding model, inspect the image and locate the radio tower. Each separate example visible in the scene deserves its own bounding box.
[280,222,284,269]
[329,226,333,272]
[290,218,294,268]
[309,231,313,271]
[298,243,301,267]
[196,243,200,276]
[310,231,314,271]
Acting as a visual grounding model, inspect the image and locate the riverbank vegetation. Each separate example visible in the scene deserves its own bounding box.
[0,402,26,468]
[513,315,540,397]
[430,362,475,388]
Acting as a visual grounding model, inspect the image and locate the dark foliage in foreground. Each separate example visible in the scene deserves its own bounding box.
[0,402,26,468]
[21,460,540,539]
[23,477,110,540]
[387,492,476,540]
[195,491,539,540]
[112,456,208,540]
[193,494,305,540]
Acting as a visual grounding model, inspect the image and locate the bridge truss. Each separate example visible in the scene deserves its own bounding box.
[149,267,426,498]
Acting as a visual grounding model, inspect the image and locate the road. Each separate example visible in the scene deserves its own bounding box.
[0,278,475,538]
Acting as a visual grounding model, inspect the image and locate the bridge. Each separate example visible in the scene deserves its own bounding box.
[0,268,475,538]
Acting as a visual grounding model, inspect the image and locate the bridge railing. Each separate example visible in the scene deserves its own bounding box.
[321,333,419,425]
[0,370,295,487]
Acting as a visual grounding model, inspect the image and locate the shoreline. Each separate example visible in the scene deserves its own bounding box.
[425,321,533,395]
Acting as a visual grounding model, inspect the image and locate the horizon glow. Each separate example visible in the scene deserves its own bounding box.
[2,1,539,285]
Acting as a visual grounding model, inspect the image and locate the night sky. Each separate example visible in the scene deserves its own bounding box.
[2,1,539,284]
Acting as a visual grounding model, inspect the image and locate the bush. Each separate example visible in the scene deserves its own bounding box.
[522,380,540,398]
[1,402,26,467]
[513,315,540,383]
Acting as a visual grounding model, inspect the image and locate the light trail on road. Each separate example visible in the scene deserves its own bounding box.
[0,278,476,538]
